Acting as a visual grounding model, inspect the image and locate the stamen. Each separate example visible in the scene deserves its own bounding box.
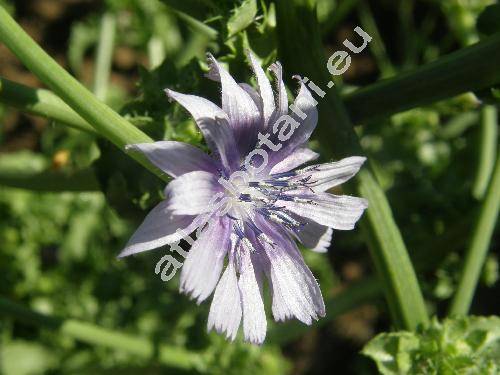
[257,207,304,232]
[239,193,252,202]
[269,171,297,179]
[233,223,245,239]
[263,179,290,187]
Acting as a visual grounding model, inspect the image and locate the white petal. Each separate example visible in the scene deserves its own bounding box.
[207,261,242,341]
[267,239,324,324]
[239,248,267,344]
[268,61,288,118]
[239,83,262,117]
[295,156,366,192]
[285,79,318,150]
[180,218,231,303]
[126,141,218,178]
[255,218,325,324]
[270,147,319,174]
[118,201,196,257]
[165,171,221,216]
[248,51,275,127]
[283,193,368,230]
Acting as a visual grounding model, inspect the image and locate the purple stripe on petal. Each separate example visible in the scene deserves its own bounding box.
[267,81,318,168]
[206,53,260,154]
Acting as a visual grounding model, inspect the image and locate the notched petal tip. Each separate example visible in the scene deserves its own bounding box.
[268,61,282,74]
[291,74,302,81]
[205,53,221,82]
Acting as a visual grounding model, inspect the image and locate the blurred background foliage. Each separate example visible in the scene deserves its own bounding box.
[0,0,498,374]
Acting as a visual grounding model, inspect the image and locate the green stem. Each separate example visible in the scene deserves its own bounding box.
[473,105,498,199]
[357,0,395,77]
[276,0,429,331]
[449,153,500,316]
[0,297,204,370]
[167,7,218,40]
[344,32,500,124]
[0,7,165,179]
[0,168,99,191]
[320,0,360,36]
[93,13,116,101]
[0,77,95,134]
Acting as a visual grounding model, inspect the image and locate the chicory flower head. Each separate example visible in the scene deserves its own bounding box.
[119,52,368,344]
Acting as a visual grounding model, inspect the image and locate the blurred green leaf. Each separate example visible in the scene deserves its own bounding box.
[68,19,99,78]
[1,340,57,375]
[477,4,500,36]
[227,0,257,37]
[482,255,499,287]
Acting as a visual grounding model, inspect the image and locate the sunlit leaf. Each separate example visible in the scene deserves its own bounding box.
[363,316,500,374]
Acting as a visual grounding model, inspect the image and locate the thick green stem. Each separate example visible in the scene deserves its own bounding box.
[276,0,429,330]
[344,32,500,124]
[473,105,498,199]
[0,168,99,191]
[0,297,204,370]
[0,7,165,179]
[93,13,116,101]
[0,77,95,134]
[449,153,500,316]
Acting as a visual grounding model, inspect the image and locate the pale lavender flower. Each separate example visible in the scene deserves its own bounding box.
[119,52,368,344]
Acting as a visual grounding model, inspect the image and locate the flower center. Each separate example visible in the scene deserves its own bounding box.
[218,169,311,234]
